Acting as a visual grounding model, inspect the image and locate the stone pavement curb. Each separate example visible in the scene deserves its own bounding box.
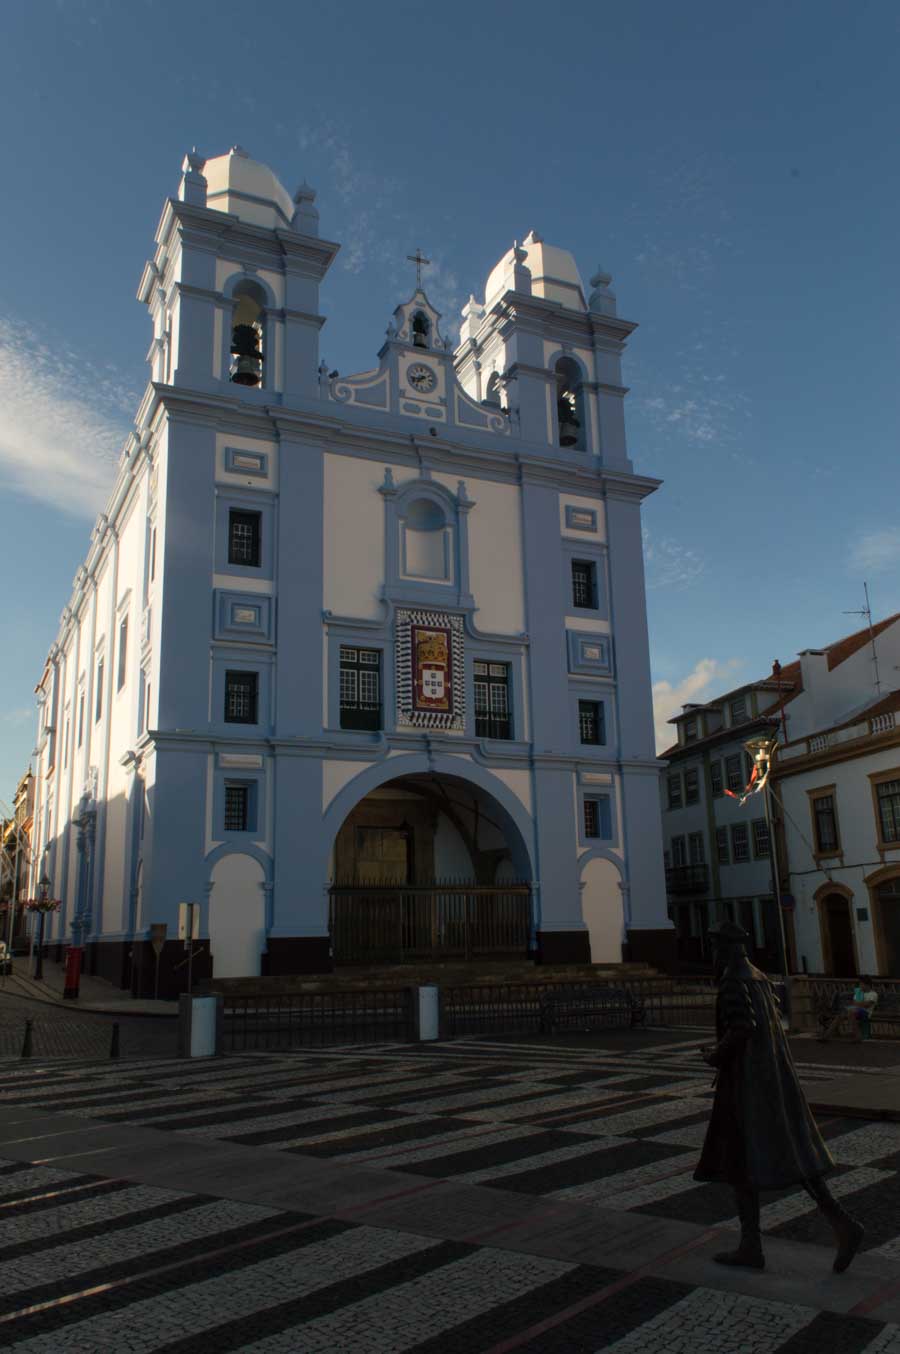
[1,967,176,1018]
[3,1101,900,1325]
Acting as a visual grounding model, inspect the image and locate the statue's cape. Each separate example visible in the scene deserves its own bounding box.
[694,958,834,1190]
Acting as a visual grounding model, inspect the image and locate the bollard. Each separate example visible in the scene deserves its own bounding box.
[21,1019,33,1059]
[417,984,440,1041]
[109,1022,120,1059]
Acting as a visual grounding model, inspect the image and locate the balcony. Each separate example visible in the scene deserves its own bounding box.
[666,864,710,896]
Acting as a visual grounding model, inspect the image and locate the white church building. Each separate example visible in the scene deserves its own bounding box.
[29,147,672,996]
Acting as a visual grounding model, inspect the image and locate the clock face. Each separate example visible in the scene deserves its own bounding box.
[407,362,437,394]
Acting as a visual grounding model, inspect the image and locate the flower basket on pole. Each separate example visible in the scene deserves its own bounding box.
[24,876,61,982]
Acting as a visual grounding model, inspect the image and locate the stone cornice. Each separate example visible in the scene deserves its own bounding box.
[773,726,900,780]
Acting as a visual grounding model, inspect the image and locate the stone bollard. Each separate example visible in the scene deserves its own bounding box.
[20,1019,33,1059]
[109,1022,120,1059]
[178,994,223,1057]
[417,984,440,1041]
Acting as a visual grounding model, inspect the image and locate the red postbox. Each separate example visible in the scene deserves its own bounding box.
[63,946,82,1000]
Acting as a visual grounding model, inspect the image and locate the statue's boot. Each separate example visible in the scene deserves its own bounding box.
[805,1178,865,1273]
[714,1187,765,1270]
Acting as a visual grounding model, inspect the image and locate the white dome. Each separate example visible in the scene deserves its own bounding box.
[484,233,586,312]
[203,146,294,231]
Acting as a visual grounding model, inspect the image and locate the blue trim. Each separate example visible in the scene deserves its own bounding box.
[224,446,269,478]
[213,767,265,840]
[579,844,625,875]
[560,538,609,621]
[325,629,390,734]
[566,630,612,676]
[214,591,274,644]
[569,681,615,757]
[211,651,274,735]
[214,489,276,580]
[380,472,475,609]
[576,781,618,848]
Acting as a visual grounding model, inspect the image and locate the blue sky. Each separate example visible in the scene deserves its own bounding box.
[1,0,898,795]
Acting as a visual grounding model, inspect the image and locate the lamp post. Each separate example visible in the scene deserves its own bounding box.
[743,736,790,981]
[25,876,61,982]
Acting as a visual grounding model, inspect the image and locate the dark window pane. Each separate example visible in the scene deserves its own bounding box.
[716,827,729,864]
[753,818,770,857]
[725,755,743,791]
[224,784,249,832]
[584,799,598,838]
[340,647,381,731]
[228,510,261,567]
[225,671,258,724]
[710,762,723,796]
[475,661,512,739]
[578,700,603,744]
[731,823,749,862]
[814,795,838,852]
[667,775,683,809]
[571,561,596,609]
[117,617,128,691]
[684,769,700,805]
[877,780,900,843]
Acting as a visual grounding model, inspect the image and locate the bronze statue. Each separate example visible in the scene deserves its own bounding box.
[694,920,865,1272]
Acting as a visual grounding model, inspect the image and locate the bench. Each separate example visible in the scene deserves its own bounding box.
[539,985,645,1034]
[816,989,900,1038]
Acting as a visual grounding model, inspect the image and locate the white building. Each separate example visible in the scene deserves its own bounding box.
[28,146,672,996]
[774,614,900,977]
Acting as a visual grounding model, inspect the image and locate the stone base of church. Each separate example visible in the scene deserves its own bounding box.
[129,939,214,1000]
[263,937,333,976]
[87,939,132,990]
[623,926,679,974]
[535,929,592,964]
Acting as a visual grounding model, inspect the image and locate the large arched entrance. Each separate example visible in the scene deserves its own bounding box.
[327,771,533,964]
[817,887,858,976]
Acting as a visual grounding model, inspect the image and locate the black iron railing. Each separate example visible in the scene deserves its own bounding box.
[665,864,710,895]
[339,701,382,731]
[329,882,531,965]
[221,988,415,1052]
[475,714,512,740]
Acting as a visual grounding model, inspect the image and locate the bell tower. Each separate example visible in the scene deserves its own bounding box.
[138,146,339,402]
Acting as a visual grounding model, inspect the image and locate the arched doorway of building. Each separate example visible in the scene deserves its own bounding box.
[818,890,857,976]
[327,771,533,965]
[580,855,624,964]
[208,853,267,978]
[871,872,900,977]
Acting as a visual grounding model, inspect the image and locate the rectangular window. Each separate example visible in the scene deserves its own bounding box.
[716,826,729,864]
[667,774,682,809]
[688,831,705,865]
[228,509,262,567]
[725,754,743,792]
[95,658,104,722]
[684,768,700,805]
[730,822,750,863]
[224,783,250,832]
[63,717,69,770]
[729,695,747,723]
[578,700,604,745]
[812,793,839,853]
[671,835,687,867]
[117,616,128,691]
[752,818,770,858]
[474,661,512,739]
[77,692,85,747]
[339,647,382,731]
[876,779,900,845]
[684,717,698,741]
[710,761,723,797]
[144,682,151,733]
[583,796,612,840]
[224,670,258,724]
[571,560,597,609]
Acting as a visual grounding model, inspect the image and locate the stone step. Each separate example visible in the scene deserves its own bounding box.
[205,960,660,996]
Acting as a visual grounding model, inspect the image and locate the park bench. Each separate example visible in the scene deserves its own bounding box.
[539,985,645,1034]
[816,988,900,1038]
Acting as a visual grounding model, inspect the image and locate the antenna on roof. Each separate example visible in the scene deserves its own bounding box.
[843,581,881,695]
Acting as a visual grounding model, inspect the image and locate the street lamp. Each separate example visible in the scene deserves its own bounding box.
[25,875,61,982]
[742,735,790,981]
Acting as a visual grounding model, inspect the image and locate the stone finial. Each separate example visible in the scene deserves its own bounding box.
[178,150,207,207]
[510,241,532,296]
[292,180,319,235]
[588,266,616,315]
[459,293,485,344]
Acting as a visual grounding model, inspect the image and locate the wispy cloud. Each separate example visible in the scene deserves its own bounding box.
[652,657,744,753]
[643,529,705,590]
[1,707,32,729]
[850,530,900,575]
[0,316,137,519]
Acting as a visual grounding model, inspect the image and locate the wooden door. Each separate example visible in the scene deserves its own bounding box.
[824,894,856,976]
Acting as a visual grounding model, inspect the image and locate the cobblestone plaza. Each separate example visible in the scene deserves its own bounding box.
[3,1023,900,1350]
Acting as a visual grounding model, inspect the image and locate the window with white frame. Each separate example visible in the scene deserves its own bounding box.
[725,754,743,792]
[474,661,512,740]
[684,768,700,805]
[667,774,683,809]
[752,818,770,858]
[710,761,723,797]
[715,826,729,864]
[224,670,258,724]
[224,782,252,832]
[729,695,747,723]
[94,656,104,723]
[583,796,612,839]
[571,560,597,610]
[730,822,750,863]
[874,778,900,846]
[578,700,605,745]
[688,832,705,865]
[671,835,687,866]
[117,616,129,691]
[684,716,698,741]
[339,647,382,731]
[811,791,839,853]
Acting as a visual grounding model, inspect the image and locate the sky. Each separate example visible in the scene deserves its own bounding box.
[1,0,898,797]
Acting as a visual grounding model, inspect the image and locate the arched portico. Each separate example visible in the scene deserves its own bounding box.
[323,755,535,965]
[814,881,858,977]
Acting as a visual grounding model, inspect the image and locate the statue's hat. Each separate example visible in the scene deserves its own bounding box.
[708,919,750,944]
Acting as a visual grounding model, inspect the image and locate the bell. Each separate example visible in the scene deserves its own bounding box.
[230,324,262,387]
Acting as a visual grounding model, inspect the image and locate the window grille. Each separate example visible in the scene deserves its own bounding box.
[730,823,750,863]
[339,648,381,731]
[228,510,261,567]
[710,761,723,796]
[671,835,687,866]
[809,734,828,753]
[583,796,612,840]
[876,779,900,844]
[571,561,596,609]
[716,827,729,864]
[688,832,705,865]
[729,696,747,723]
[224,784,249,832]
[667,775,683,809]
[584,799,598,838]
[813,794,839,852]
[871,713,896,735]
[225,671,258,724]
[578,700,604,745]
[684,768,700,805]
[725,755,743,792]
[475,661,511,739]
[752,818,770,857]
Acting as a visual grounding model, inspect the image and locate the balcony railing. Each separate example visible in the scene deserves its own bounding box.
[475,714,512,740]
[339,701,382,732]
[665,864,710,896]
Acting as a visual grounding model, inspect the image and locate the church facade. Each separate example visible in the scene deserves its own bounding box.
[29,147,673,995]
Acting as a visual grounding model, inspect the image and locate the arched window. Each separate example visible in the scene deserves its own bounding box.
[230,281,266,387]
[555,357,586,450]
[411,310,430,349]
[403,496,449,580]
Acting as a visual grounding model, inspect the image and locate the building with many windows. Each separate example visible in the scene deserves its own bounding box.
[28,146,671,994]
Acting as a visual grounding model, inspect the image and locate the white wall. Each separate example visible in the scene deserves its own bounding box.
[581,856,624,963]
[208,852,267,978]
[322,454,385,620]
